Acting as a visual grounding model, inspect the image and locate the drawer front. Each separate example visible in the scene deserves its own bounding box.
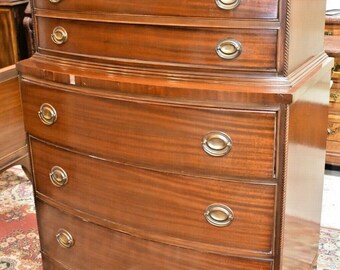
[34,0,279,20]
[325,24,340,36]
[32,139,276,254]
[36,17,278,72]
[22,81,277,181]
[329,85,340,113]
[37,202,273,270]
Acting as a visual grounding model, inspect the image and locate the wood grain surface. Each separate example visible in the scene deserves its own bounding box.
[36,201,273,270]
[0,2,28,68]
[21,80,277,181]
[36,17,278,72]
[0,8,17,67]
[33,0,279,19]
[31,138,276,256]
[0,66,28,172]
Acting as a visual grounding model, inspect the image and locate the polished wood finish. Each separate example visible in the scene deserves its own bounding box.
[22,80,277,181]
[36,201,273,270]
[31,138,276,256]
[0,0,28,68]
[282,62,331,269]
[34,0,279,20]
[41,254,68,270]
[35,17,278,72]
[19,0,332,269]
[0,65,29,173]
[30,0,327,76]
[325,15,340,166]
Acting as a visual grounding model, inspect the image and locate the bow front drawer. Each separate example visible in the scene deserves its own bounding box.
[37,202,273,270]
[36,17,278,72]
[34,0,279,20]
[32,139,276,256]
[21,81,277,181]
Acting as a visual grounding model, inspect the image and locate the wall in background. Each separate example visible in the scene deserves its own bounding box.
[326,0,340,10]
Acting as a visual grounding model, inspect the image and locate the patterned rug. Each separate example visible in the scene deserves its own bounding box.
[0,166,339,270]
[0,167,42,270]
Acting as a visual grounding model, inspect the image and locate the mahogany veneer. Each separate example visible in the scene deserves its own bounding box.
[0,65,29,173]
[18,0,332,269]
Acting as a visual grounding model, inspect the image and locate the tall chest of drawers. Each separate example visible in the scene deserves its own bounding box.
[17,0,332,269]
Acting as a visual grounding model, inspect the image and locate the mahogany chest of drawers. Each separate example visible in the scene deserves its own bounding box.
[17,0,332,269]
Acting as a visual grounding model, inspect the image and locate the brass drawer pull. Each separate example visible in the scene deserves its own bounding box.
[327,127,340,136]
[334,70,340,77]
[49,0,62,3]
[51,26,68,45]
[38,103,57,125]
[330,92,340,103]
[324,30,333,36]
[215,0,240,10]
[216,39,242,60]
[56,229,74,248]
[202,131,232,157]
[49,166,68,187]
[204,204,234,227]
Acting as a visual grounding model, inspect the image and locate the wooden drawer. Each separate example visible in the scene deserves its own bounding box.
[22,81,277,181]
[325,24,340,36]
[329,83,340,113]
[34,0,279,20]
[326,115,340,165]
[31,139,276,255]
[36,17,278,72]
[36,201,273,270]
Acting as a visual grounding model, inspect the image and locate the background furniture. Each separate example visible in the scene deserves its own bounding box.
[23,1,34,57]
[18,0,332,269]
[0,0,28,68]
[0,65,29,173]
[325,15,340,166]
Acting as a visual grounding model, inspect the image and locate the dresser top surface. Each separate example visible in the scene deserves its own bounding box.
[17,54,333,107]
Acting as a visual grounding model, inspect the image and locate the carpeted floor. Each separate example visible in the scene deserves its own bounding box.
[0,166,339,270]
[0,167,42,270]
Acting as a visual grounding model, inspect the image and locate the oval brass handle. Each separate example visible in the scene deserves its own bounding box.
[327,127,340,136]
[49,166,68,187]
[204,204,234,227]
[215,0,241,10]
[49,0,62,3]
[202,131,232,157]
[56,229,74,248]
[51,26,68,45]
[216,39,242,60]
[334,70,340,77]
[330,92,340,103]
[38,103,57,125]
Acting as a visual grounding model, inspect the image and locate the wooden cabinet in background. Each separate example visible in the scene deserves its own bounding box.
[0,0,28,68]
[0,65,29,173]
[325,15,340,166]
